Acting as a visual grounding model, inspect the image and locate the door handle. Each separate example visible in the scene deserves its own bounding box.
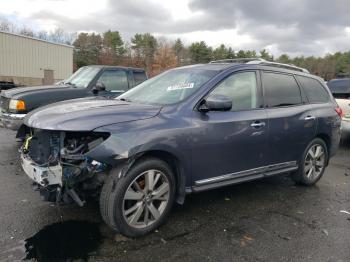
[250,121,266,128]
[304,116,316,121]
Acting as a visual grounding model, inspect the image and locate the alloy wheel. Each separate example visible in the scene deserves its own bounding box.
[122,169,170,229]
[304,144,326,181]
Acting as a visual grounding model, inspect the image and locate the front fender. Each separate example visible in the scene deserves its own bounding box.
[85,132,187,169]
[86,133,190,205]
[86,117,193,205]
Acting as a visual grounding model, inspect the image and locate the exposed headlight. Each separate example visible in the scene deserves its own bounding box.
[9,99,26,111]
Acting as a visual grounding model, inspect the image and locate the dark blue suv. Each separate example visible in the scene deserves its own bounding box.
[19,59,342,237]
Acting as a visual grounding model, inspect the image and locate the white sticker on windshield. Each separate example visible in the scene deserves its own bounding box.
[167,83,194,91]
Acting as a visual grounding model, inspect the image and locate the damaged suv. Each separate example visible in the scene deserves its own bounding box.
[18,59,341,237]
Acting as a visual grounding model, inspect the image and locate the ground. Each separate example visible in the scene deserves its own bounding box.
[0,128,349,262]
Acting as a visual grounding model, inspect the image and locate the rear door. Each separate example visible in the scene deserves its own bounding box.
[262,71,316,165]
[131,70,147,87]
[43,70,54,85]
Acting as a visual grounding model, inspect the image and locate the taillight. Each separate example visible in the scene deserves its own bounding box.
[335,107,343,117]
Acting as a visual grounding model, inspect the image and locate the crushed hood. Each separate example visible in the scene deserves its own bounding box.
[24,97,161,131]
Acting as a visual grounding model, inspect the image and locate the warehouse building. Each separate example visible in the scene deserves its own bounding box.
[0,31,73,87]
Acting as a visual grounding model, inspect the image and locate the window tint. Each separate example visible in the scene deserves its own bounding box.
[210,71,258,111]
[97,70,128,92]
[297,76,329,103]
[133,71,147,86]
[332,93,350,99]
[263,73,302,107]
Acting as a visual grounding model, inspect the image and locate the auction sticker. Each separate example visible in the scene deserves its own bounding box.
[167,83,194,91]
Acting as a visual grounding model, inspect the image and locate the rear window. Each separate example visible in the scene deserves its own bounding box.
[332,93,350,99]
[262,72,302,107]
[327,79,350,99]
[297,76,329,103]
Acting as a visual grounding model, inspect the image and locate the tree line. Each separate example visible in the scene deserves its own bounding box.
[1,17,350,79]
[73,31,350,80]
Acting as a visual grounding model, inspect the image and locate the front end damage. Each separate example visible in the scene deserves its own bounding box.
[20,128,111,206]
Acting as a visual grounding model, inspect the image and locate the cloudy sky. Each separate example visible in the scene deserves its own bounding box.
[1,0,350,56]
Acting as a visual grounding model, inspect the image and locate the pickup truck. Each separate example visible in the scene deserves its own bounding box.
[0,65,147,130]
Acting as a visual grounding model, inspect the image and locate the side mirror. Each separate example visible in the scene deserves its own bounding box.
[199,94,232,112]
[92,82,106,94]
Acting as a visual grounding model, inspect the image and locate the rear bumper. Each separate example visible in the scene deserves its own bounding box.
[0,112,26,130]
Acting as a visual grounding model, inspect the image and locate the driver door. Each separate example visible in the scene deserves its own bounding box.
[191,71,269,187]
[95,69,130,98]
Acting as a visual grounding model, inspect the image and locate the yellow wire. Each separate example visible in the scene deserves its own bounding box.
[24,136,33,151]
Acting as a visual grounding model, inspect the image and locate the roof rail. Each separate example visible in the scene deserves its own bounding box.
[209,58,309,73]
[209,58,265,64]
[247,60,310,73]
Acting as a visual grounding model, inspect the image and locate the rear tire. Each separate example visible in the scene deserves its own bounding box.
[291,138,328,186]
[100,158,175,237]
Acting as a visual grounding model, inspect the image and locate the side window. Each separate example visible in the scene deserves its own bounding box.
[97,70,128,92]
[210,71,258,111]
[133,71,147,86]
[263,72,302,107]
[297,76,330,103]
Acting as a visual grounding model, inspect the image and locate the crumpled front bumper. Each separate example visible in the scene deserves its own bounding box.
[21,153,63,186]
[0,112,26,130]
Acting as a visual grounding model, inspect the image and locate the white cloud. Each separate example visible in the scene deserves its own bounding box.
[160,29,255,49]
[1,0,108,30]
[1,0,350,56]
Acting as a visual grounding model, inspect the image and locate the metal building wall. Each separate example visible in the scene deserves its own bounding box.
[0,31,73,86]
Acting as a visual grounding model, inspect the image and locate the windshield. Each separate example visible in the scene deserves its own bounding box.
[64,67,101,88]
[118,68,218,105]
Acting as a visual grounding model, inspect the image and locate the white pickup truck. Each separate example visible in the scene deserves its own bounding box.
[327,78,350,136]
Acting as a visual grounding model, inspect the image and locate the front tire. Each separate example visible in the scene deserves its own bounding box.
[100,158,175,237]
[291,138,328,186]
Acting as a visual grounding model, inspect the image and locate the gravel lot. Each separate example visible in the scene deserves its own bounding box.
[0,127,349,262]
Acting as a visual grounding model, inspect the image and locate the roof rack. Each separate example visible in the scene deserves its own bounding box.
[209,58,309,73]
[209,58,266,64]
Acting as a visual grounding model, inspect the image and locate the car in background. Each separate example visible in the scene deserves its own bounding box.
[0,65,147,130]
[327,79,350,136]
[18,58,341,237]
[0,81,21,92]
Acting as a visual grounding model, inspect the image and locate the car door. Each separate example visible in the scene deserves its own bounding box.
[191,70,269,187]
[95,69,130,98]
[262,71,316,166]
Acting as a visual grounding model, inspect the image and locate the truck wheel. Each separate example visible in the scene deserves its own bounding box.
[291,138,328,186]
[100,158,175,237]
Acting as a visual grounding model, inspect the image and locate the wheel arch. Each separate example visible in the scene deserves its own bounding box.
[315,133,331,165]
[131,150,187,205]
